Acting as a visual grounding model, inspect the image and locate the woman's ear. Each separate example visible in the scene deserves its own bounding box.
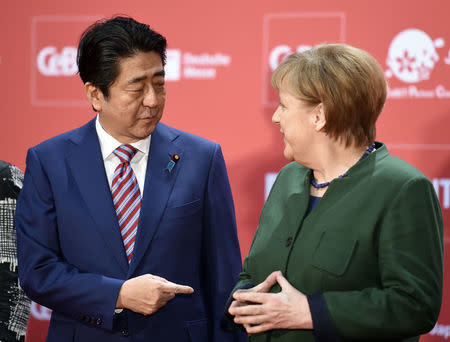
[313,103,326,131]
[84,82,103,112]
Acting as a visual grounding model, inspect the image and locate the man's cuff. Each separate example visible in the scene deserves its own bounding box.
[307,293,340,342]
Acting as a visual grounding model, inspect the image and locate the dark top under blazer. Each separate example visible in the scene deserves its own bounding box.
[15,119,246,342]
[233,142,443,342]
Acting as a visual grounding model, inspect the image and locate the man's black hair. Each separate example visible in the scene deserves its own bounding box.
[77,16,167,99]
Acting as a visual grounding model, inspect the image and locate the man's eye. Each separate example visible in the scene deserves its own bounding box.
[129,88,144,94]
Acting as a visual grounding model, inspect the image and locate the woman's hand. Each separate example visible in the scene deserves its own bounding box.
[228,271,313,334]
[229,271,280,331]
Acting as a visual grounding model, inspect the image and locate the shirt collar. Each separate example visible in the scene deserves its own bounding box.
[95,115,151,161]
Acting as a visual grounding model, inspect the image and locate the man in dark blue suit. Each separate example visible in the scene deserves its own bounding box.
[15,16,245,342]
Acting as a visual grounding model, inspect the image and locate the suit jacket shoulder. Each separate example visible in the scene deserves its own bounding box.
[375,148,429,183]
[28,118,97,167]
[157,122,219,152]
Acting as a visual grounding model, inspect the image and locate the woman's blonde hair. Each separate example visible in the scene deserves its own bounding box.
[272,43,387,147]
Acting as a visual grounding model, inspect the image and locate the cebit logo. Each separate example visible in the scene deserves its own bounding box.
[262,13,346,106]
[31,15,101,106]
[386,29,444,83]
[37,46,78,76]
[269,45,312,71]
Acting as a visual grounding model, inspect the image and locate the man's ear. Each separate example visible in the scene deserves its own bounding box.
[313,103,326,131]
[84,82,104,112]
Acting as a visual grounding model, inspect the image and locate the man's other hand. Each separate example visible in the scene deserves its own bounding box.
[116,274,194,315]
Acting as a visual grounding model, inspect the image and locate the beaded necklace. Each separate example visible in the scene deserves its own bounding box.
[310,143,376,189]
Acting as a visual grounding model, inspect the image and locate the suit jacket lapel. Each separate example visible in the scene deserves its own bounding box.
[129,123,183,275]
[67,119,129,274]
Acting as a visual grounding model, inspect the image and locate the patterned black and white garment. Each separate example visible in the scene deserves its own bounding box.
[0,161,31,342]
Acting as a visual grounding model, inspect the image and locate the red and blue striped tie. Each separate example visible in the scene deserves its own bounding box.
[112,144,141,263]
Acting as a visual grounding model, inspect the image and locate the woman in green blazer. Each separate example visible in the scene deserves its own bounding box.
[228,44,443,342]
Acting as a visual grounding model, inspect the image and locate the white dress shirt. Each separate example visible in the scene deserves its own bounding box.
[95,115,151,193]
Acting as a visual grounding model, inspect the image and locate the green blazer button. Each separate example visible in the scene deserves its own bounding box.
[285,237,293,247]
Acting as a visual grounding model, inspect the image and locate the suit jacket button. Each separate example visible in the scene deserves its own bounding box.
[122,329,129,337]
[285,237,293,247]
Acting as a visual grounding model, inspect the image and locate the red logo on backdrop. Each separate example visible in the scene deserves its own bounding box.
[31,16,102,106]
[262,13,346,107]
[385,28,450,99]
